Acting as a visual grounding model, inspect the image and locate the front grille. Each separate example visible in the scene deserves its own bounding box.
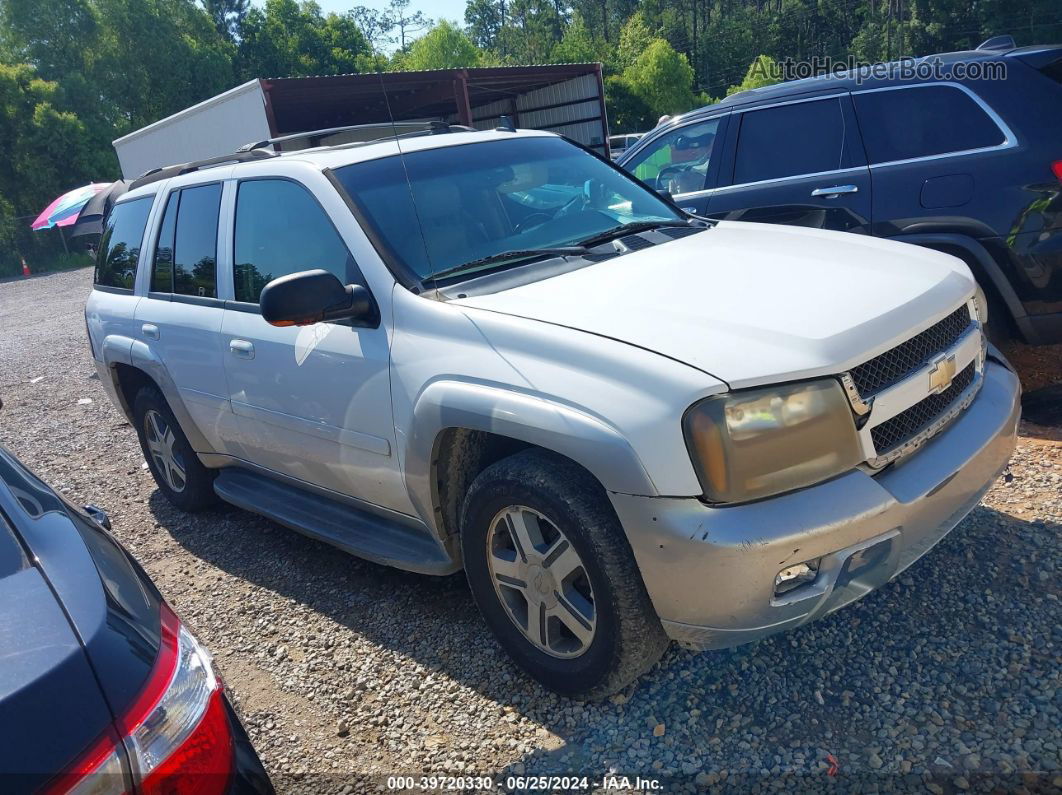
[850,306,972,397]
[870,363,976,454]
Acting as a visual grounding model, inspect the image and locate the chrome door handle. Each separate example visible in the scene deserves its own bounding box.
[229,339,255,359]
[811,184,859,198]
[142,323,159,340]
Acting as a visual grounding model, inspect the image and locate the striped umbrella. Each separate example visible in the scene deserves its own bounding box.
[30,183,110,230]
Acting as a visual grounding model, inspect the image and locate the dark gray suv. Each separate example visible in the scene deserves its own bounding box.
[618,38,1062,345]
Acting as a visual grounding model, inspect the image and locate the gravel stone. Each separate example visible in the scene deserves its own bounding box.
[2,268,1060,792]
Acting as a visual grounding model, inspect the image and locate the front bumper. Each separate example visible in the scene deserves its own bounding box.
[612,358,1021,651]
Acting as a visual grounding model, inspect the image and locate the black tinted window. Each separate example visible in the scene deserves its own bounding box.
[234,180,357,303]
[151,192,177,292]
[734,99,847,184]
[95,197,152,290]
[172,184,220,298]
[853,85,1006,164]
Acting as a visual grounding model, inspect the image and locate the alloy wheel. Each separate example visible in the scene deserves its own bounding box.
[486,505,596,658]
[144,409,187,493]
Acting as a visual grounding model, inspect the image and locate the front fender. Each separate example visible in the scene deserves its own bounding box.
[403,380,659,534]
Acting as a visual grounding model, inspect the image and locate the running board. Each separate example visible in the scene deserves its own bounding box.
[213,468,458,575]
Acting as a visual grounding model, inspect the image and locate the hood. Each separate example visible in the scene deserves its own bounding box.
[452,221,975,389]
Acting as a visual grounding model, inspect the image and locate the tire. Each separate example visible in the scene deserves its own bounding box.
[132,385,218,512]
[460,449,668,699]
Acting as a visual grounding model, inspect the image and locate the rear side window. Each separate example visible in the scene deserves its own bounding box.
[853,85,1006,164]
[150,185,221,298]
[233,179,358,304]
[95,197,153,290]
[151,193,177,292]
[734,98,848,184]
[173,184,221,298]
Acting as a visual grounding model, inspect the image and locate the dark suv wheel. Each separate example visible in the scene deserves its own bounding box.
[132,385,218,512]
[460,449,668,699]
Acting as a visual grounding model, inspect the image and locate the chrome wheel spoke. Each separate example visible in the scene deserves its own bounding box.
[489,552,527,587]
[543,538,582,583]
[549,597,595,647]
[504,509,545,561]
[147,412,166,443]
[144,410,186,493]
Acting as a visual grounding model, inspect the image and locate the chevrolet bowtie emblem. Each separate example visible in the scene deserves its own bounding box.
[928,353,957,393]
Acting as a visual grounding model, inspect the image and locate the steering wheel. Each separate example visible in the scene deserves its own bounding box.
[514,212,553,234]
[655,165,688,192]
[553,191,589,218]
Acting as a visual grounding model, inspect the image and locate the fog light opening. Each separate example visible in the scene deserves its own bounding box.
[774,560,820,596]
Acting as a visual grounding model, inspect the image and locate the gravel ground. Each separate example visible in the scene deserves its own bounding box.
[1,267,1059,793]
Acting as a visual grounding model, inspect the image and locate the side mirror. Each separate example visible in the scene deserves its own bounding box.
[656,189,673,201]
[83,504,111,531]
[260,269,377,327]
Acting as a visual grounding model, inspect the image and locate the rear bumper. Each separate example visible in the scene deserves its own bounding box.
[612,358,1021,651]
[223,696,274,794]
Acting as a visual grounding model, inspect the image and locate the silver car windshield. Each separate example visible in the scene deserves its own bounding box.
[333,136,682,284]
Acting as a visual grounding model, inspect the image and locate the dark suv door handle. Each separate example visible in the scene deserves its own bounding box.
[811,184,859,198]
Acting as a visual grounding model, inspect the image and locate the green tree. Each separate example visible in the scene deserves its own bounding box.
[0,63,106,273]
[614,10,653,71]
[203,0,249,42]
[622,38,694,119]
[497,0,564,64]
[388,0,432,49]
[604,73,652,132]
[0,0,99,80]
[464,0,505,51]
[395,20,482,70]
[725,54,780,96]
[550,12,603,62]
[236,0,371,79]
[350,5,395,52]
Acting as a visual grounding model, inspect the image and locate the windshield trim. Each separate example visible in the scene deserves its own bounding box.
[326,135,692,293]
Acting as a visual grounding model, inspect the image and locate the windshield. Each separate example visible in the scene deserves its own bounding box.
[333,136,682,284]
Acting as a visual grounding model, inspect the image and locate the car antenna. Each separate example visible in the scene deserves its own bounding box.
[496,115,516,132]
[373,55,436,294]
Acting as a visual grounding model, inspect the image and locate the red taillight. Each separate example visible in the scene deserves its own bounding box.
[44,605,233,794]
[1053,160,1062,182]
[139,690,232,795]
[41,729,125,795]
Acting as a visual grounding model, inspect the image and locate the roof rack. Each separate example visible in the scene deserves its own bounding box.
[129,148,277,190]
[129,121,483,192]
[236,120,475,153]
[977,34,1016,51]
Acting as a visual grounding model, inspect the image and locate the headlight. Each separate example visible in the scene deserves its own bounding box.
[973,284,989,325]
[683,379,864,503]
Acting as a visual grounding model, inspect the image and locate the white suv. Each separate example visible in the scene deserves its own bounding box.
[86,126,1020,698]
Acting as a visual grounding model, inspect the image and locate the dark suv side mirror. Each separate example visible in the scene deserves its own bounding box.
[259,269,377,327]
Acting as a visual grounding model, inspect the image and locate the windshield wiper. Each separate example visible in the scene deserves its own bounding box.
[423,247,589,284]
[575,219,692,248]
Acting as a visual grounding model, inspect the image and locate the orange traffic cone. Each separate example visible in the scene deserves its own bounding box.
[21,258,31,278]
